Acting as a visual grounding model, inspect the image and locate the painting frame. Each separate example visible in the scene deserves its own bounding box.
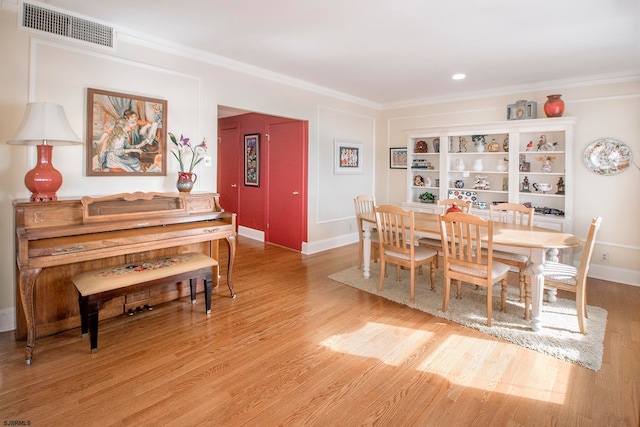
[244,133,260,187]
[334,139,363,175]
[86,88,167,176]
[389,147,408,169]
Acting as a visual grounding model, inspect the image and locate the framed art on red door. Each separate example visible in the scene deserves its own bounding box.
[244,133,260,186]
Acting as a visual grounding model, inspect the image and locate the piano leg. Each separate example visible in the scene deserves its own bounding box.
[18,268,41,365]
[225,235,237,299]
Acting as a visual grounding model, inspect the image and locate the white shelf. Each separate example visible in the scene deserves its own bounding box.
[404,117,575,233]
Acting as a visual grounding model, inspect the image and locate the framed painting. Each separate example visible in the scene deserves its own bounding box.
[244,133,260,186]
[334,139,363,174]
[390,147,407,169]
[86,88,167,176]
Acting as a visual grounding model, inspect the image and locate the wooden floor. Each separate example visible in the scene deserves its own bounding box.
[1,238,638,426]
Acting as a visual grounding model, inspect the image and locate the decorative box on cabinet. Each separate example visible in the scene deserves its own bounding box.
[403,117,575,233]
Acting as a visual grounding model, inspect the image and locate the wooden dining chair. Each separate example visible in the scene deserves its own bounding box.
[487,202,535,304]
[354,195,379,270]
[526,217,602,334]
[439,212,510,326]
[418,199,471,268]
[375,205,437,303]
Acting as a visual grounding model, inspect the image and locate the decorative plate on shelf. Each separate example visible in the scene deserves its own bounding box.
[448,190,478,204]
[583,138,632,176]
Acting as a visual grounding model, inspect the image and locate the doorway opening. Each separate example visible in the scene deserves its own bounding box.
[217,106,308,251]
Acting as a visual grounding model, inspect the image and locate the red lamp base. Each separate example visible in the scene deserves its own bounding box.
[24,144,62,202]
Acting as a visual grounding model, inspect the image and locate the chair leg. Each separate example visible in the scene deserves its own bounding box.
[577,289,587,334]
[410,267,416,303]
[429,259,436,291]
[442,277,451,312]
[486,284,493,327]
[378,260,386,292]
[518,269,526,302]
[524,279,531,321]
[358,238,364,270]
[500,279,507,313]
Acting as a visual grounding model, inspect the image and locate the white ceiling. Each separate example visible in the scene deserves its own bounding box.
[29,0,640,106]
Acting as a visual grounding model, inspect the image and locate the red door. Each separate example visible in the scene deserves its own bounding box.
[266,120,308,251]
[217,126,240,219]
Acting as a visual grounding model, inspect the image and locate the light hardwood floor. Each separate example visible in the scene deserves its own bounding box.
[1,238,638,426]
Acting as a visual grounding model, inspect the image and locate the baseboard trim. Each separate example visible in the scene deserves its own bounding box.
[238,226,265,242]
[588,264,639,287]
[0,307,15,333]
[303,233,359,255]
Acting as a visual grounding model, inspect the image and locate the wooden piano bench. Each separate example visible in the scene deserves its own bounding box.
[71,252,218,353]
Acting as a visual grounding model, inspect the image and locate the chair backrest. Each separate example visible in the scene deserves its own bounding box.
[437,198,471,213]
[577,217,602,284]
[375,204,415,257]
[439,212,494,277]
[490,202,534,227]
[354,195,376,231]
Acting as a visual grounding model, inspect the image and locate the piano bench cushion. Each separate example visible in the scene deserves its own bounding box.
[72,252,218,297]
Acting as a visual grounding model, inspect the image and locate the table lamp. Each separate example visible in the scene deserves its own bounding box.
[7,102,82,201]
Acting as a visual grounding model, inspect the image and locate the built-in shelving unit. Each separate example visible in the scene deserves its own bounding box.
[403,117,575,232]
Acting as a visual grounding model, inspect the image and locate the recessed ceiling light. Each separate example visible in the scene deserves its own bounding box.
[452,73,466,80]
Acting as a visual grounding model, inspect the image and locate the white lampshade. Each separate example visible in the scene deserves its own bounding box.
[7,102,81,146]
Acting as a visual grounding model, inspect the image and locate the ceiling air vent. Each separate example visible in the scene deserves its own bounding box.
[21,2,115,49]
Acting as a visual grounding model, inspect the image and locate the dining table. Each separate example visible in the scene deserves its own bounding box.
[359,210,583,332]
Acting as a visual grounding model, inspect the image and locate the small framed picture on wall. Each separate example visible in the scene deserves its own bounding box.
[334,139,363,174]
[244,133,260,186]
[389,147,407,169]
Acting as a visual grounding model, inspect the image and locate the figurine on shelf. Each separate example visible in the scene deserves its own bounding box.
[472,135,487,152]
[522,176,531,192]
[556,177,565,195]
[502,177,508,191]
[537,134,558,151]
[473,175,490,190]
[459,136,467,152]
[525,141,533,151]
[414,175,425,186]
[537,155,555,173]
[536,135,547,151]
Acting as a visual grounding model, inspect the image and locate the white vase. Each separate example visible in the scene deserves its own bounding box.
[476,143,485,153]
[473,159,484,171]
[496,160,508,172]
[455,159,465,171]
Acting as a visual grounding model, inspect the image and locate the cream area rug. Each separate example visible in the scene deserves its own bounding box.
[328,264,607,371]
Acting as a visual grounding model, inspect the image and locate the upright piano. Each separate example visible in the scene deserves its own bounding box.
[14,191,236,364]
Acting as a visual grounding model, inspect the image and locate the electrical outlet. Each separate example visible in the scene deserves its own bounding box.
[600,252,609,262]
[203,156,212,167]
